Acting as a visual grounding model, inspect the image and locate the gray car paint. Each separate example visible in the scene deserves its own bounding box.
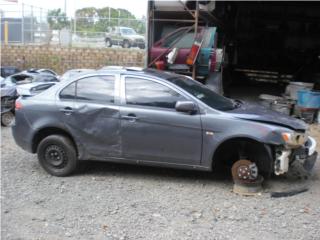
[12,69,310,172]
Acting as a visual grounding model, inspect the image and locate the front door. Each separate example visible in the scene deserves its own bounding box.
[57,75,121,159]
[120,76,202,165]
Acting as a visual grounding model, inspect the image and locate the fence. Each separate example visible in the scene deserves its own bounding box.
[1,45,145,74]
[0,3,146,48]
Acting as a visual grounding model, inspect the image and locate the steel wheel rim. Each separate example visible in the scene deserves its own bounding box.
[2,112,14,126]
[44,145,67,169]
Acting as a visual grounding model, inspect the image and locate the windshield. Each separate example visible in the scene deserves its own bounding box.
[167,76,235,111]
[121,28,136,35]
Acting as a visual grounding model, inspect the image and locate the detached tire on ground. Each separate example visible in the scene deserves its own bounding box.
[37,135,78,177]
[1,111,15,127]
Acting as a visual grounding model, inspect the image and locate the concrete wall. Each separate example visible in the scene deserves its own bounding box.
[1,45,145,74]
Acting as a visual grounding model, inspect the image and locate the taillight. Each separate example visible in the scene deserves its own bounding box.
[186,41,201,66]
[15,101,22,110]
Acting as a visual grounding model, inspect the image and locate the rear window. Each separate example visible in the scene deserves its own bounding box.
[76,76,115,103]
[60,82,76,100]
[60,75,115,103]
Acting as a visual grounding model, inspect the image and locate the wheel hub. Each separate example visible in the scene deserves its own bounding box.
[45,145,66,168]
[1,112,15,126]
[232,160,258,183]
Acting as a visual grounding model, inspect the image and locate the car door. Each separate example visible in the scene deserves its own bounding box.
[57,75,121,159]
[119,75,202,165]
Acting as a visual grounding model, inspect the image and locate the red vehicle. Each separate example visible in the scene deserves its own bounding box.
[147,1,224,93]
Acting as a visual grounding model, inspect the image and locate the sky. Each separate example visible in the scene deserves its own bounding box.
[0,0,148,19]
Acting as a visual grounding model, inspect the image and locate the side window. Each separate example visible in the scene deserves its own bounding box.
[76,76,115,103]
[175,32,194,48]
[125,77,186,109]
[60,82,76,100]
[163,30,185,48]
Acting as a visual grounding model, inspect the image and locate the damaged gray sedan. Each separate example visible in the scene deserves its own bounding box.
[12,68,317,177]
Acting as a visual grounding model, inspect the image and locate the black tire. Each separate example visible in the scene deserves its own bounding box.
[1,111,15,127]
[37,135,77,177]
[122,40,130,48]
[105,38,112,47]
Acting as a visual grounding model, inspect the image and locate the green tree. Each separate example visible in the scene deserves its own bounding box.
[74,7,146,34]
[47,8,69,30]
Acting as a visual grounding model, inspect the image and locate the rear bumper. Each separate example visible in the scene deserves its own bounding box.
[12,128,33,152]
[132,42,145,48]
[12,111,34,153]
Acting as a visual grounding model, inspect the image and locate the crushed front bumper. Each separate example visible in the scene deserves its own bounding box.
[290,136,318,174]
[275,137,318,175]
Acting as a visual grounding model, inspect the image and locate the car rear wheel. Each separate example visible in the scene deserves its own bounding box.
[1,111,15,127]
[105,38,112,47]
[122,40,130,48]
[37,135,77,177]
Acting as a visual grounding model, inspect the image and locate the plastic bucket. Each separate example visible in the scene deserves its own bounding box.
[286,82,314,100]
[297,90,320,109]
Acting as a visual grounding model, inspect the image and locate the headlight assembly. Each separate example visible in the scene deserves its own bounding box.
[281,132,307,147]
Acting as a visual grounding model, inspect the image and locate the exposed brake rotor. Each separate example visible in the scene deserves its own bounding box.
[232,160,258,183]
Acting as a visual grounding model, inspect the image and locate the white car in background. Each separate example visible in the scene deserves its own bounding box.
[60,69,95,81]
[15,73,60,96]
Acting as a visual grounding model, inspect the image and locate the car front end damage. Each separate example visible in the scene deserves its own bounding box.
[274,133,318,176]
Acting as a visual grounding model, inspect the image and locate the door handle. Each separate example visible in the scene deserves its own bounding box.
[60,107,74,115]
[121,114,138,122]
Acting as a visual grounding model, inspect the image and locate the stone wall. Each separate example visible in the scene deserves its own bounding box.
[1,45,145,74]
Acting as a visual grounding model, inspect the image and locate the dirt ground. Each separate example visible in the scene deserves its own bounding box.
[1,125,320,240]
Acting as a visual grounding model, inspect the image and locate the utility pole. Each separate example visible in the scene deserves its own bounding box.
[31,5,34,43]
[73,0,76,35]
[21,2,24,44]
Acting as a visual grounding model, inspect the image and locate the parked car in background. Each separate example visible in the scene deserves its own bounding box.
[27,68,58,76]
[12,68,317,178]
[0,66,20,78]
[1,78,17,126]
[105,26,145,49]
[60,69,95,81]
[16,82,58,96]
[4,71,60,87]
[1,71,59,126]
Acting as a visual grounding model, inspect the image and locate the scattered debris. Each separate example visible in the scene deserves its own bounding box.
[270,187,309,198]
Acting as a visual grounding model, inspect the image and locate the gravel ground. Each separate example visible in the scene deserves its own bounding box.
[1,125,320,240]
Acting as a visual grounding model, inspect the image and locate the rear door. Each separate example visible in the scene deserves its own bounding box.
[58,74,121,159]
[119,75,202,165]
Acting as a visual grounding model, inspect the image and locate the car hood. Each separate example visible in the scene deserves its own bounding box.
[226,102,307,131]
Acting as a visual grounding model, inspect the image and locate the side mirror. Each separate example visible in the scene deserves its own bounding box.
[175,101,197,114]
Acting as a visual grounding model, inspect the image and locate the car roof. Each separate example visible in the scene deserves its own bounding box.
[61,67,182,84]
